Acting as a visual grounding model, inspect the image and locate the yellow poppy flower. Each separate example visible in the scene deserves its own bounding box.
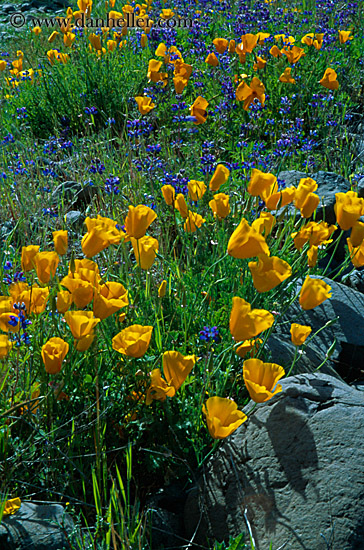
[112,324,153,358]
[319,68,339,90]
[347,238,364,268]
[247,169,278,202]
[131,236,159,270]
[187,180,206,201]
[307,245,318,267]
[281,45,305,64]
[21,245,40,272]
[202,397,247,439]
[205,52,219,67]
[209,193,230,219]
[93,282,128,319]
[230,296,275,341]
[213,38,229,53]
[239,33,258,53]
[251,212,276,236]
[350,220,364,247]
[338,30,353,43]
[56,290,73,314]
[175,194,189,218]
[183,212,206,233]
[290,323,312,346]
[236,77,265,110]
[228,218,270,259]
[41,337,69,374]
[52,230,68,256]
[161,185,175,205]
[34,251,59,284]
[2,498,21,516]
[125,205,157,239]
[334,191,364,230]
[235,338,262,358]
[279,67,296,84]
[299,276,332,310]
[0,334,13,358]
[209,164,230,191]
[248,254,292,292]
[135,96,155,115]
[243,358,285,402]
[158,280,167,297]
[190,96,209,124]
[81,215,124,257]
[64,310,100,339]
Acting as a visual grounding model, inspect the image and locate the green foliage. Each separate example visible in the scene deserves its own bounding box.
[213,533,247,549]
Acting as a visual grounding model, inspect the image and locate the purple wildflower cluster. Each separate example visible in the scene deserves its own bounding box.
[199,326,220,343]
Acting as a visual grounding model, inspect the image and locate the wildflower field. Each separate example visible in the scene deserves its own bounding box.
[0,0,364,547]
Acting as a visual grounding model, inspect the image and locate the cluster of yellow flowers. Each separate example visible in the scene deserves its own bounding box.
[131,28,353,120]
[3,159,364,439]
[135,43,193,112]
[0,50,42,88]
[202,357,286,438]
[199,170,364,436]
[161,164,230,231]
[1,13,352,107]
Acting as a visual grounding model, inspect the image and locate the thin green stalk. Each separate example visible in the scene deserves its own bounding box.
[321,229,344,277]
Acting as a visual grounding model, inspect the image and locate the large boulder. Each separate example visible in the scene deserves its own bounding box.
[266,333,338,378]
[185,373,364,550]
[0,502,76,550]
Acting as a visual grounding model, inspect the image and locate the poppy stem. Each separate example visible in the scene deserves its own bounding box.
[198,439,221,468]
[245,402,258,416]
[286,345,299,377]
[321,228,344,277]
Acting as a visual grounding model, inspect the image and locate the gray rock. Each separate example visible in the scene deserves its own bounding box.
[355,136,364,161]
[0,221,16,241]
[185,373,364,550]
[19,3,34,12]
[342,268,364,294]
[64,210,85,227]
[52,181,97,210]
[52,181,82,203]
[1,5,17,14]
[275,277,364,384]
[52,0,69,6]
[72,183,98,210]
[356,177,364,199]
[266,334,338,379]
[0,502,76,550]
[278,170,308,187]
